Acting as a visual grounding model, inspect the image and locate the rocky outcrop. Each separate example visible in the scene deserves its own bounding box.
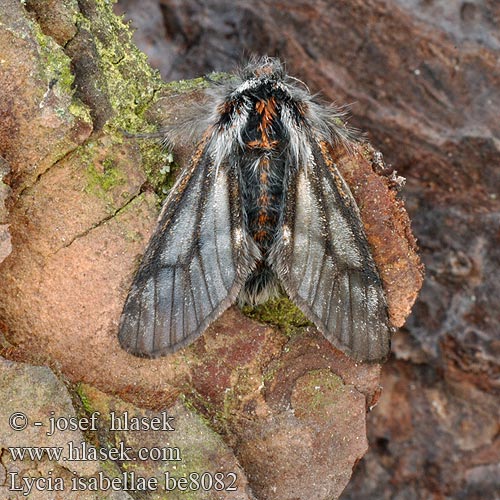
[0,0,433,499]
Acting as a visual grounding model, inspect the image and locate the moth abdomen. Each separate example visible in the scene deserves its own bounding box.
[229,79,291,304]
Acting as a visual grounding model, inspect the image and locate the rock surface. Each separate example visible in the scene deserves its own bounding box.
[0,357,252,499]
[0,357,134,500]
[115,1,500,499]
[0,156,10,264]
[1,0,426,499]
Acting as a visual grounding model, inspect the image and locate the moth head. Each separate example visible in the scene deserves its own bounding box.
[231,56,287,96]
[242,56,284,80]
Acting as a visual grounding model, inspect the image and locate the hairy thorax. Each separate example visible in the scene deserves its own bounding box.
[234,89,291,302]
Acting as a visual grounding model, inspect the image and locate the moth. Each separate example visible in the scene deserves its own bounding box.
[119,57,391,362]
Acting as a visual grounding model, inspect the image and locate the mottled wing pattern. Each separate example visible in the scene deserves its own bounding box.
[273,140,391,361]
[119,142,255,357]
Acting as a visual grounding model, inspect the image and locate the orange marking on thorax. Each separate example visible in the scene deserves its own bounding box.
[253,229,268,242]
[258,212,270,225]
[248,97,279,150]
[251,154,276,244]
[260,157,270,184]
[258,191,270,203]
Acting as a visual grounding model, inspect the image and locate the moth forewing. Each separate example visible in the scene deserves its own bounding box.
[271,138,391,362]
[118,146,256,357]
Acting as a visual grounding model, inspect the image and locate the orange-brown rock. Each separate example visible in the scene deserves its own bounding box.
[0,1,429,499]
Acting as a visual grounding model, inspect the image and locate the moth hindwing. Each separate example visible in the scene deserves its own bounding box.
[119,56,391,362]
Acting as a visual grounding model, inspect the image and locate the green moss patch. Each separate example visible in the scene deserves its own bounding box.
[292,369,346,419]
[73,0,176,198]
[76,0,163,133]
[33,21,74,93]
[86,161,125,193]
[140,142,176,202]
[242,295,312,337]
